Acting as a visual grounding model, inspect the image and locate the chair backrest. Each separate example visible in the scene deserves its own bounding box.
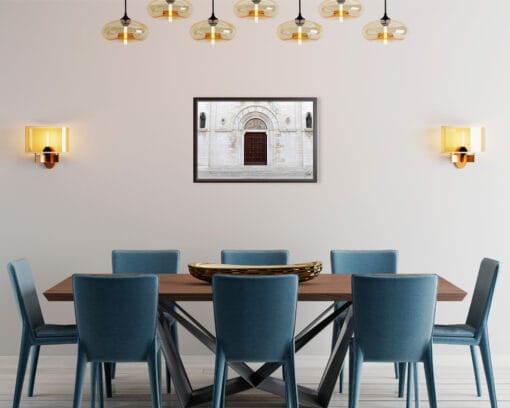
[7,258,45,337]
[212,274,298,362]
[112,250,180,274]
[466,258,499,335]
[221,249,289,265]
[73,274,158,362]
[352,274,438,362]
[330,250,398,275]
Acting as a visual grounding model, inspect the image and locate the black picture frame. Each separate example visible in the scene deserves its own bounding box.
[193,97,317,183]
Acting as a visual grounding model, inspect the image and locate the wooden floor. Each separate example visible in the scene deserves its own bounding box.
[1,355,509,407]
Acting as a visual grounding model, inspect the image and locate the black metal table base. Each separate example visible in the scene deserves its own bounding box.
[157,301,353,408]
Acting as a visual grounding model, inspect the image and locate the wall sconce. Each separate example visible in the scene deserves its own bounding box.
[25,126,69,169]
[441,126,486,169]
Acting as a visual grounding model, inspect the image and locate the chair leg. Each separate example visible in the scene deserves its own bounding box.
[27,345,40,397]
[395,362,400,379]
[147,343,162,408]
[406,362,413,408]
[156,348,162,403]
[413,362,420,408]
[398,362,406,398]
[350,345,363,408]
[97,363,104,408]
[470,345,482,397]
[103,363,113,398]
[110,363,116,379]
[348,343,355,408]
[212,350,226,408]
[423,346,437,408]
[220,362,228,408]
[90,363,97,408]
[13,329,31,408]
[283,352,298,408]
[73,347,87,408]
[479,330,498,408]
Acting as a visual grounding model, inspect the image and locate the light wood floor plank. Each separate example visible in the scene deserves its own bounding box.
[1,356,509,407]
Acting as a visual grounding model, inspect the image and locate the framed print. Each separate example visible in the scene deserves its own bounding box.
[193,97,317,182]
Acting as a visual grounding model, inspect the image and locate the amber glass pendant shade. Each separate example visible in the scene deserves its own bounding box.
[147,0,193,21]
[191,0,235,43]
[362,18,407,41]
[234,0,278,22]
[278,0,321,43]
[103,0,148,44]
[319,0,362,20]
[362,0,406,42]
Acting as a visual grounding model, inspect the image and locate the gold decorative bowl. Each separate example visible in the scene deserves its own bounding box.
[188,261,322,283]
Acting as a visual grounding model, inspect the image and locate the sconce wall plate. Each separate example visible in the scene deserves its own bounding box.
[441,126,485,169]
[25,126,69,169]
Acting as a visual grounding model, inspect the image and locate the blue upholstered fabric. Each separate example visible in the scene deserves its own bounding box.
[221,249,289,265]
[111,249,179,394]
[433,324,476,338]
[330,250,398,393]
[212,275,298,408]
[112,250,180,274]
[35,324,78,338]
[7,258,78,408]
[72,274,160,408]
[432,258,499,408]
[349,275,438,408]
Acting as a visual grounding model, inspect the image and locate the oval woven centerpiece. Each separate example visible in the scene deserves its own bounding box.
[188,261,322,283]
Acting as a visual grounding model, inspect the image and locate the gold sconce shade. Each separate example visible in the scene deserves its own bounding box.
[319,0,363,21]
[441,126,486,169]
[190,19,235,42]
[25,126,69,169]
[147,0,193,21]
[362,18,407,42]
[103,18,149,43]
[234,0,279,22]
[277,19,322,42]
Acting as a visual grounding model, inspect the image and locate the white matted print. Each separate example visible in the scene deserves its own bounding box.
[193,98,317,182]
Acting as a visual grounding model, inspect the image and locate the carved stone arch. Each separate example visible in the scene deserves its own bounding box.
[232,105,280,166]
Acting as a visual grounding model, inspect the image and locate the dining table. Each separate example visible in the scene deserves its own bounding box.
[44,273,467,408]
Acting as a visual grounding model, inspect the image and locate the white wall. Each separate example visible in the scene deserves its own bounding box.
[0,0,509,356]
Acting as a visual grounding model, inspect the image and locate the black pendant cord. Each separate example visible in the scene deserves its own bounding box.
[381,0,390,22]
[208,0,218,25]
[295,0,304,23]
[121,0,131,25]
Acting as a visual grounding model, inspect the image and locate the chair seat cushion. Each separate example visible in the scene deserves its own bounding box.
[433,324,476,338]
[35,324,78,338]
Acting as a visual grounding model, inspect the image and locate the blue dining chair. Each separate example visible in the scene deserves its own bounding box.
[7,258,78,408]
[433,258,499,408]
[330,249,399,393]
[72,274,161,408]
[349,274,438,408]
[212,274,299,408]
[108,249,179,395]
[221,249,289,265]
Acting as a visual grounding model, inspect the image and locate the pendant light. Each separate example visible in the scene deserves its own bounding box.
[362,0,407,43]
[234,0,278,23]
[190,0,235,44]
[277,0,321,44]
[319,0,362,22]
[147,0,193,23]
[103,0,149,44]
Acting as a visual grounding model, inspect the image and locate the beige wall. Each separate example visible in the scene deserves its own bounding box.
[0,0,509,356]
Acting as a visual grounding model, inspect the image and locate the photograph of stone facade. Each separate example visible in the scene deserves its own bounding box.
[194,98,317,182]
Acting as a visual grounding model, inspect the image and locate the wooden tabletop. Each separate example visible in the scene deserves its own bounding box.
[43,273,467,302]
